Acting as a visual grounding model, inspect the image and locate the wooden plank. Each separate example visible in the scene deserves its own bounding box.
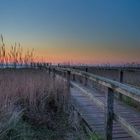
[113,136,132,140]
[114,114,140,140]
[113,133,132,138]
[71,82,105,110]
[105,88,114,140]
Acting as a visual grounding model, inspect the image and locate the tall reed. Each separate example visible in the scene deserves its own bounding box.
[0,34,36,67]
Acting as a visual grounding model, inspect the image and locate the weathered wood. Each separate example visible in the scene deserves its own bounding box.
[64,71,67,77]
[72,74,76,81]
[119,70,123,83]
[71,82,104,110]
[67,70,71,92]
[105,88,114,140]
[48,67,51,75]
[114,114,140,140]
[119,70,123,100]
[53,68,55,78]
[85,67,88,86]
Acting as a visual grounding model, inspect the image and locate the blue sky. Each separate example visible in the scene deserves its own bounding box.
[0,0,140,64]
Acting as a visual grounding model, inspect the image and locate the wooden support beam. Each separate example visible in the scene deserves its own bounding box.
[119,70,123,83]
[67,70,71,92]
[85,67,88,86]
[53,68,56,79]
[64,71,66,78]
[73,74,76,81]
[105,88,114,140]
[49,67,51,75]
[119,70,123,100]
[66,70,71,109]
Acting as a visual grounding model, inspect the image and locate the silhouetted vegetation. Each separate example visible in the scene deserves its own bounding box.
[0,35,35,68]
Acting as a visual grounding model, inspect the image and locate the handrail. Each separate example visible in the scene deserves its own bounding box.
[52,66,140,103]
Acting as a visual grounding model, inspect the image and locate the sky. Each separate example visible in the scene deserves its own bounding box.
[0,0,140,64]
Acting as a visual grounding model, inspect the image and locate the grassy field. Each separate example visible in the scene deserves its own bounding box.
[0,69,89,140]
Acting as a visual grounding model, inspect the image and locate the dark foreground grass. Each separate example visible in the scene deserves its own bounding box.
[3,111,70,140]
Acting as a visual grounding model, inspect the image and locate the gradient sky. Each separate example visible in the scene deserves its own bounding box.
[0,0,140,64]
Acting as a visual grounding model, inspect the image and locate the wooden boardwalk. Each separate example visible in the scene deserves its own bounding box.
[43,65,140,140]
[70,82,140,140]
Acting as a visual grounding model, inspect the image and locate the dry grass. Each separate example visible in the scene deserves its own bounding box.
[0,69,70,140]
[0,69,67,109]
[0,35,35,67]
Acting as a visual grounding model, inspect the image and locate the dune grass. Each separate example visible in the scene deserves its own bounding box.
[0,69,73,140]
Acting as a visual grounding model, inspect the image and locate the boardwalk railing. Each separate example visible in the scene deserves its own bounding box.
[43,66,140,140]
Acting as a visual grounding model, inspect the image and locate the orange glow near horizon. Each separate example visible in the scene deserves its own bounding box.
[2,39,140,65]
[32,41,140,64]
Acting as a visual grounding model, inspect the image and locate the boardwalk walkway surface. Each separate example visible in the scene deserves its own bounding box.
[70,81,140,140]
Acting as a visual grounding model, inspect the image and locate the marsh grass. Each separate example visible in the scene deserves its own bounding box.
[0,69,73,140]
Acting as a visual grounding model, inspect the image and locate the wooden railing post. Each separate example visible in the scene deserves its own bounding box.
[119,70,123,83]
[105,87,114,140]
[72,74,75,81]
[72,67,76,81]
[119,70,123,100]
[53,68,56,79]
[63,71,66,78]
[49,67,51,75]
[67,70,71,91]
[85,67,88,86]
